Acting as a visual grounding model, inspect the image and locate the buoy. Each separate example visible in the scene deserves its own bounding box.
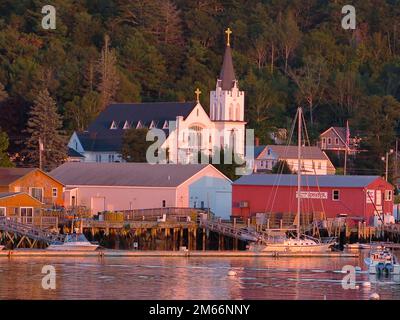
[369,293,380,300]
[362,281,371,287]
[228,270,237,277]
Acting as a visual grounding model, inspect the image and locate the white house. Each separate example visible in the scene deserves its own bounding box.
[50,162,232,219]
[67,29,246,165]
[252,145,336,175]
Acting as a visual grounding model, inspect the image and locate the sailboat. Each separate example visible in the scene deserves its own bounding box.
[248,107,334,253]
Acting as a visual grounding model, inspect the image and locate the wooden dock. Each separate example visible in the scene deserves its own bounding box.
[0,249,359,258]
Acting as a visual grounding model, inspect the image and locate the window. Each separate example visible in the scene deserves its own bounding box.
[335,138,339,145]
[110,121,118,129]
[0,207,5,216]
[332,190,340,201]
[52,188,57,198]
[385,190,393,201]
[327,138,332,145]
[96,154,102,162]
[162,200,166,208]
[201,201,205,209]
[318,162,322,170]
[108,154,115,162]
[322,138,326,144]
[123,121,131,130]
[30,188,43,202]
[20,207,33,223]
[197,109,199,117]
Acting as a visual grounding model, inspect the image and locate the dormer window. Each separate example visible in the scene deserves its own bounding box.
[136,121,143,129]
[149,120,157,129]
[110,121,118,129]
[123,121,131,130]
[162,121,169,129]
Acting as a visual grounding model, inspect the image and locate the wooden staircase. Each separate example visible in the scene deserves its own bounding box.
[0,217,65,245]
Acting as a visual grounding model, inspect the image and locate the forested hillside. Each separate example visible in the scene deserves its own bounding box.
[0,0,400,177]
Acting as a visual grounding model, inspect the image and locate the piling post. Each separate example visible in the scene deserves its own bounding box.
[202,228,206,251]
[180,228,183,248]
[188,228,192,250]
[193,227,197,251]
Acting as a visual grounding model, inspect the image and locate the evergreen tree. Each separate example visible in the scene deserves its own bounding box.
[121,128,153,162]
[272,160,292,174]
[97,35,119,110]
[24,89,66,170]
[0,129,13,167]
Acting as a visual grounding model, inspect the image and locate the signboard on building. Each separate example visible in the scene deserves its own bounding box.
[296,191,328,199]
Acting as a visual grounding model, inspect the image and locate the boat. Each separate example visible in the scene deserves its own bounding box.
[364,247,400,275]
[345,243,372,250]
[47,233,99,251]
[248,107,335,253]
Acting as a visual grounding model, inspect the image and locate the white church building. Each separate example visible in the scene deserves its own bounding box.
[67,29,247,164]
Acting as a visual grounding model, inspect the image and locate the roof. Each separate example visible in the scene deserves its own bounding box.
[67,147,85,158]
[0,192,20,199]
[0,168,36,186]
[76,101,196,152]
[219,46,236,90]
[233,174,385,188]
[259,145,330,161]
[50,163,214,187]
[254,146,266,158]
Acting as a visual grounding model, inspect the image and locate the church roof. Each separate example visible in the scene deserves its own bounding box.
[76,101,196,152]
[219,46,236,90]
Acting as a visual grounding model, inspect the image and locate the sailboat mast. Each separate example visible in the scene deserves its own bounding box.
[297,107,302,240]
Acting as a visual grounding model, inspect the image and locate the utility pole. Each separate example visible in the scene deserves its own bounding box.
[38,137,43,170]
[382,149,394,181]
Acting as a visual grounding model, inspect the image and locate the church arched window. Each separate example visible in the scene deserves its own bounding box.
[236,103,241,121]
[219,103,223,120]
[229,103,233,120]
[189,125,203,150]
[229,129,236,152]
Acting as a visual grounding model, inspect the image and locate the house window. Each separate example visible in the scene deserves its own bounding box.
[96,154,102,162]
[332,190,340,201]
[197,109,199,117]
[30,188,43,202]
[318,162,322,170]
[52,188,57,198]
[322,138,326,144]
[162,200,166,208]
[385,190,393,201]
[327,138,332,145]
[0,207,5,216]
[108,154,115,162]
[335,138,339,145]
[201,201,205,209]
[110,121,118,129]
[20,207,33,223]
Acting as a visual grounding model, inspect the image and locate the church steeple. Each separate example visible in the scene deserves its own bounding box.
[210,27,244,123]
[218,28,237,91]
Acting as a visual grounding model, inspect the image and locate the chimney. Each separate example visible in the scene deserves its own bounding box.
[255,137,260,147]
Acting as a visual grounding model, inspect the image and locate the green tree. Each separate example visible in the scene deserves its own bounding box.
[0,130,13,167]
[272,160,292,174]
[121,128,153,162]
[24,89,66,170]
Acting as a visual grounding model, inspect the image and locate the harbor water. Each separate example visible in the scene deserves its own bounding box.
[0,251,400,300]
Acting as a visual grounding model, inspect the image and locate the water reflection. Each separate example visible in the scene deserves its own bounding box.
[0,252,399,300]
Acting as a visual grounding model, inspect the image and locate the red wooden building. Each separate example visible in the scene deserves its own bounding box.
[232,174,394,225]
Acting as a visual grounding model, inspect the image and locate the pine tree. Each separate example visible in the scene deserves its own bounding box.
[24,89,66,170]
[0,82,8,102]
[97,35,119,111]
[0,130,13,167]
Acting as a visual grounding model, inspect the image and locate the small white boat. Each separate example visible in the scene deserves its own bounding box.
[47,233,99,251]
[345,243,372,250]
[364,247,400,275]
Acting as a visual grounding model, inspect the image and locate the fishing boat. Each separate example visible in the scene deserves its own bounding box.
[248,107,335,253]
[364,247,400,275]
[47,233,98,251]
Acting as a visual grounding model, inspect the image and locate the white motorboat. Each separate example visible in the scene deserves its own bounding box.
[247,108,335,253]
[47,233,99,251]
[364,247,400,275]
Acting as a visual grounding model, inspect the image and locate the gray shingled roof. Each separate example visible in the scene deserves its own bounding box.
[50,163,211,187]
[233,174,384,188]
[219,46,236,90]
[76,102,196,152]
[264,145,329,160]
[0,192,21,199]
[0,168,36,186]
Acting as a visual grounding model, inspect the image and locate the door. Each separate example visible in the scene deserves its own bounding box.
[91,197,105,215]
[214,191,232,220]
